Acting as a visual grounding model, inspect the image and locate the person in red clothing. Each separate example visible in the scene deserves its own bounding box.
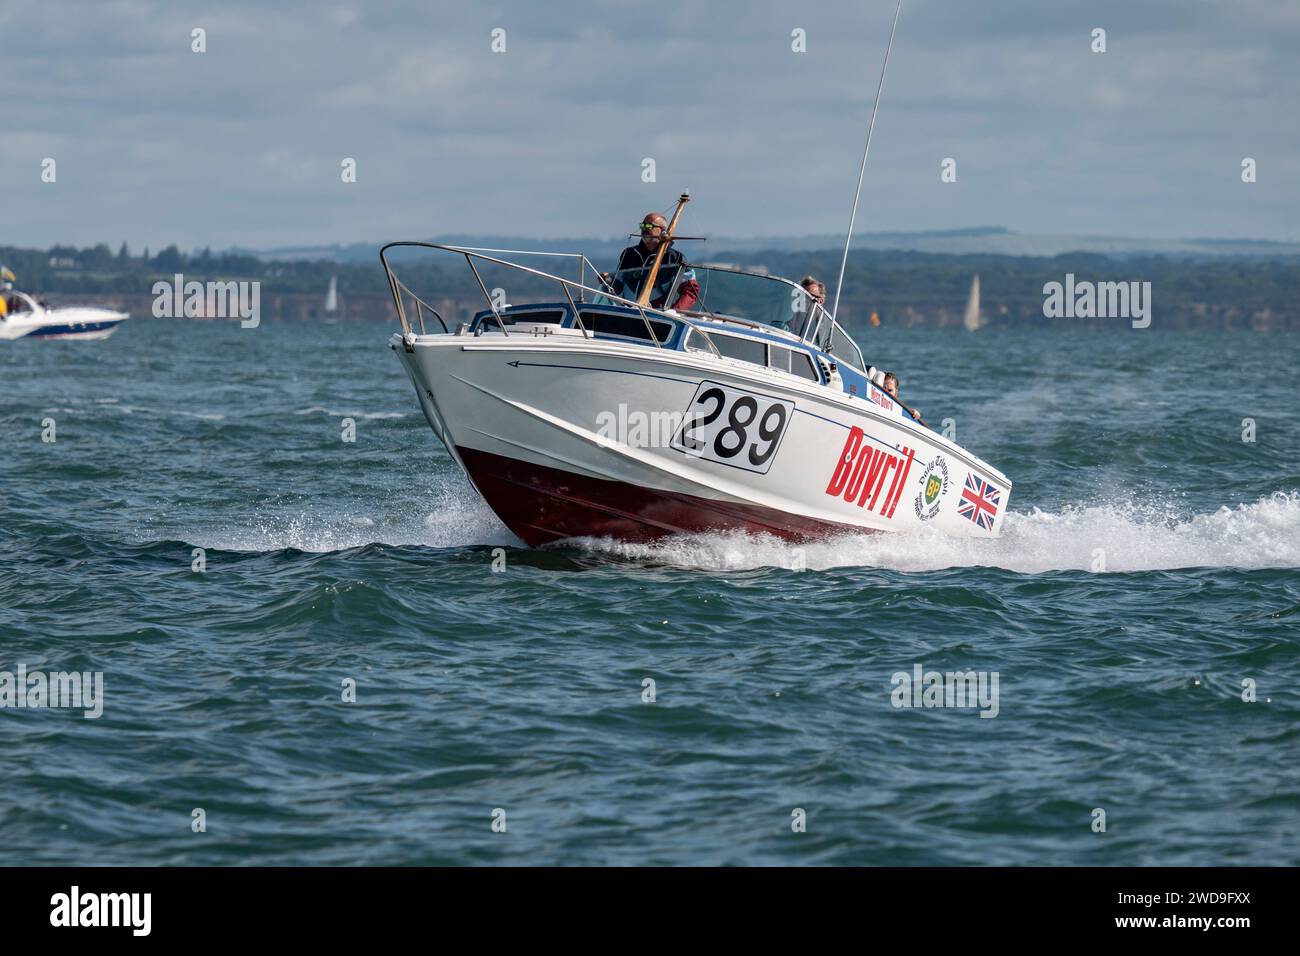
[601,213,700,311]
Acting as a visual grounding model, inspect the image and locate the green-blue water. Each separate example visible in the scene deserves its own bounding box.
[2,318,1298,865]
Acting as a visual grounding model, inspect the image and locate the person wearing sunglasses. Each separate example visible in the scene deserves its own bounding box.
[801,277,826,306]
[600,213,699,312]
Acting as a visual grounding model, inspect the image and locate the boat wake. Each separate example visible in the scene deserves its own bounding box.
[189,487,1300,573]
[576,491,1300,573]
[193,484,515,553]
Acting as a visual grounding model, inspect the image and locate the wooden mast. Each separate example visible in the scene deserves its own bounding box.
[636,191,691,307]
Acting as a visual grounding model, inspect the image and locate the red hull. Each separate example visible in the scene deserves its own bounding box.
[456,445,856,547]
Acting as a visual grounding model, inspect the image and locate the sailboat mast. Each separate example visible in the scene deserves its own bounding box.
[830,0,903,323]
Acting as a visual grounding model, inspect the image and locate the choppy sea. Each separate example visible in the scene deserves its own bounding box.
[2,317,1297,865]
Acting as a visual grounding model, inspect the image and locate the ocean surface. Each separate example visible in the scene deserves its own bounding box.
[2,317,1298,866]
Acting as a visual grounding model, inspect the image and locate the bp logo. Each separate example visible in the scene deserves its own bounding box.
[913,455,951,521]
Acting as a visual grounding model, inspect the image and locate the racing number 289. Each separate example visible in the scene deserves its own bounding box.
[672,382,793,474]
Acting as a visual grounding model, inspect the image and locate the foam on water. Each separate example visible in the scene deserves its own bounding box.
[187,488,1300,572]
[575,491,1300,573]
[293,405,408,420]
[193,483,514,552]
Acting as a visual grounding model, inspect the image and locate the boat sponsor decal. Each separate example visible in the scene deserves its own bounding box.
[824,426,915,518]
[912,455,951,521]
[957,472,1001,531]
[669,380,793,475]
[867,387,894,412]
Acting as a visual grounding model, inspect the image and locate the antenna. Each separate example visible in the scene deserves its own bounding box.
[830,0,903,323]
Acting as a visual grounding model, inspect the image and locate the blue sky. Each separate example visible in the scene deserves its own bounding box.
[4,0,1298,250]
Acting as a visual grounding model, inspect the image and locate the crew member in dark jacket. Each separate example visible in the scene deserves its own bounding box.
[603,212,700,311]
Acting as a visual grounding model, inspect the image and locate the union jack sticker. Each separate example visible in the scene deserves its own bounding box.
[957,473,1000,531]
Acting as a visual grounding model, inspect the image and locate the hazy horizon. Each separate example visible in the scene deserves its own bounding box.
[15,224,1300,270]
[246,225,1300,255]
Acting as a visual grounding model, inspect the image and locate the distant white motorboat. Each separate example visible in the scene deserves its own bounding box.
[962,274,984,331]
[0,291,128,341]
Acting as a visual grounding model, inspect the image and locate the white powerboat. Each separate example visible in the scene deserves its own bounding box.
[0,291,129,341]
[383,2,1008,547]
[381,210,1012,547]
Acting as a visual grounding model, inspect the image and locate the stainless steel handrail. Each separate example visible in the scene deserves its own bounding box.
[447,247,604,295]
[379,241,728,356]
[393,275,444,334]
[379,241,870,372]
[463,255,506,335]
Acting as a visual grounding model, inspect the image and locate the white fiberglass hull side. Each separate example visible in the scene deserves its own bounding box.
[392,330,1011,545]
[0,306,129,341]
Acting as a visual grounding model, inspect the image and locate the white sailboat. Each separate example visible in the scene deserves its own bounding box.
[962,274,984,331]
[325,275,339,314]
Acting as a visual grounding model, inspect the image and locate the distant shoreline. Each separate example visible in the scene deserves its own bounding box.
[7,241,1300,330]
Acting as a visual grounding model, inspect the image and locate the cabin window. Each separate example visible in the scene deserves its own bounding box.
[770,345,821,382]
[684,329,710,352]
[829,324,861,368]
[476,308,563,328]
[507,309,563,325]
[578,310,673,343]
[711,332,766,367]
[790,351,820,382]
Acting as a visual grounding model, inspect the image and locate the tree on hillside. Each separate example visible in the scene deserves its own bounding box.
[152,245,184,272]
[84,244,115,269]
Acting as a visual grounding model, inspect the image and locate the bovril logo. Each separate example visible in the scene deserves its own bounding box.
[824,426,915,518]
[913,455,951,521]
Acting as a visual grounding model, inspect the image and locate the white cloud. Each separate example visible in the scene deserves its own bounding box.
[2,0,1297,249]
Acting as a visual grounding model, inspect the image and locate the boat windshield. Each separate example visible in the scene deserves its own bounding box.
[689,266,816,326]
[4,291,37,314]
[581,257,867,371]
[596,261,815,328]
[687,265,856,354]
[598,261,693,309]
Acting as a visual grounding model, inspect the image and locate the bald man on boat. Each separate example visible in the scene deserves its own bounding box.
[602,212,700,312]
